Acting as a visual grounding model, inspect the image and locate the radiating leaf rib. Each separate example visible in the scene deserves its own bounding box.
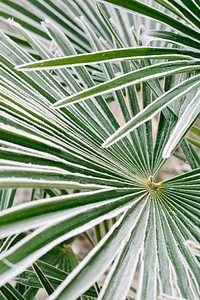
[0,22,197,180]
[0,53,66,102]
[0,234,21,254]
[180,139,199,169]
[42,19,144,170]
[162,168,200,228]
[80,20,142,166]
[157,197,200,298]
[98,195,150,300]
[0,122,136,181]
[16,259,98,298]
[0,19,152,178]
[152,111,175,174]
[1,1,200,300]
[77,16,154,176]
[95,2,126,48]
[7,19,82,97]
[0,189,143,237]
[52,61,200,109]
[32,262,54,295]
[103,74,200,148]
[163,90,200,158]
[1,101,137,179]
[140,30,200,50]
[0,147,132,184]
[140,81,154,173]
[163,168,200,184]
[137,199,158,300]
[0,283,26,300]
[158,0,200,29]
[154,0,188,19]
[161,193,199,241]
[48,196,148,300]
[180,0,200,20]
[0,291,7,300]
[23,287,38,300]
[15,47,199,71]
[0,161,135,189]
[15,260,68,289]
[164,187,199,222]
[154,200,174,296]
[0,0,92,52]
[0,193,145,287]
[0,188,16,211]
[98,0,200,41]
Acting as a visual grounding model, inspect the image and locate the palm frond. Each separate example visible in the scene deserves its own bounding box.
[0,1,199,299]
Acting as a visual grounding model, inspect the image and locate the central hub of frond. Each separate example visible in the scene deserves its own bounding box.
[144,175,162,195]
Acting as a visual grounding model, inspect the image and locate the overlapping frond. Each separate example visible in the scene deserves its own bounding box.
[0,1,199,299]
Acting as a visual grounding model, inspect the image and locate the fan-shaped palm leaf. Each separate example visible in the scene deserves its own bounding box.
[0,1,199,300]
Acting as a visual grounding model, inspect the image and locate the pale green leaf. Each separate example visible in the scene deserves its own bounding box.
[16,47,199,71]
[103,74,200,148]
[52,61,200,109]
[163,90,200,158]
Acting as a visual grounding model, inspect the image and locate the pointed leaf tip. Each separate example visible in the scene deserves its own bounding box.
[101,140,109,149]
[102,136,116,149]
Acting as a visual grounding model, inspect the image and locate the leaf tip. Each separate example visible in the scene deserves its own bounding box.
[15,64,27,71]
[14,65,21,71]
[101,139,111,148]
[50,103,57,109]
[162,148,171,159]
